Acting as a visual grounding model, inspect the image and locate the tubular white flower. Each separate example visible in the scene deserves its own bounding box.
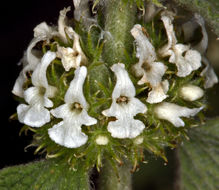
[159,12,202,77]
[180,84,204,101]
[48,66,97,148]
[12,22,57,97]
[102,63,147,139]
[158,12,177,57]
[131,24,168,103]
[58,6,71,42]
[154,102,203,127]
[57,27,87,71]
[17,51,57,127]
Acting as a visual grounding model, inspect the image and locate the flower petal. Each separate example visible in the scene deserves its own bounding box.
[48,120,88,148]
[24,86,42,105]
[111,63,136,98]
[33,22,54,39]
[57,47,78,71]
[64,66,88,108]
[79,109,97,126]
[57,36,87,71]
[31,51,56,88]
[50,104,70,119]
[12,69,26,97]
[173,45,201,77]
[58,6,71,42]
[131,24,157,64]
[107,118,145,138]
[158,11,177,57]
[137,62,167,87]
[17,104,50,127]
[154,102,203,127]
[147,80,169,103]
[184,50,202,71]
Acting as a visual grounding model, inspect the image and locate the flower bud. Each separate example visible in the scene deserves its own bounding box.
[180,84,204,101]
[95,135,109,145]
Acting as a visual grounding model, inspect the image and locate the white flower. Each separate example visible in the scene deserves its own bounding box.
[95,135,109,145]
[48,66,97,148]
[159,12,202,77]
[131,24,168,103]
[17,51,57,127]
[158,12,177,57]
[102,63,147,139]
[12,22,57,97]
[58,6,71,42]
[180,84,204,101]
[147,80,169,104]
[154,102,203,127]
[57,27,87,71]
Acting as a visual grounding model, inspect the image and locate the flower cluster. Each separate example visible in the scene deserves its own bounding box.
[12,5,218,170]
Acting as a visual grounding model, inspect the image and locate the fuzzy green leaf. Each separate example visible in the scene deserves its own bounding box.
[0,158,90,190]
[179,118,219,190]
[173,0,219,36]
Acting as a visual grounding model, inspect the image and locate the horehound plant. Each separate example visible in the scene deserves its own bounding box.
[2,0,219,189]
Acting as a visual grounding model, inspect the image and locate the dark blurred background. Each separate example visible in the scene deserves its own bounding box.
[0,1,219,190]
[0,0,73,169]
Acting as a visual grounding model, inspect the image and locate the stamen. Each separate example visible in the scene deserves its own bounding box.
[116,96,129,104]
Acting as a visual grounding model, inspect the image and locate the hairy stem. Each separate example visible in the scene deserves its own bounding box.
[98,159,132,190]
[96,1,136,189]
[103,0,137,66]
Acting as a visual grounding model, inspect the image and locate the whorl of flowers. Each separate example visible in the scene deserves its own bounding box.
[12,5,218,171]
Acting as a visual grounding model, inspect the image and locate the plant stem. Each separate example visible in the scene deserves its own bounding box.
[98,159,132,190]
[96,1,136,189]
[103,0,137,66]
